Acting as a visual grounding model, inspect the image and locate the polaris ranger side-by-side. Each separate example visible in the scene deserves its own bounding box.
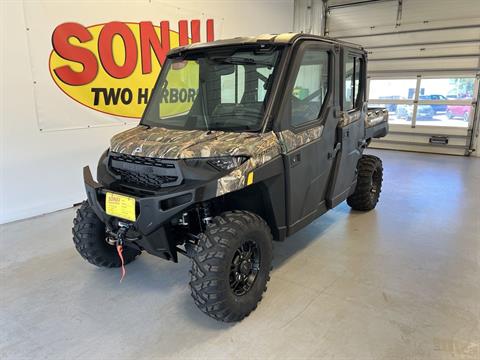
[73,33,388,322]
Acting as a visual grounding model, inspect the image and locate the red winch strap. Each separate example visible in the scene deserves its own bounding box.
[116,244,126,282]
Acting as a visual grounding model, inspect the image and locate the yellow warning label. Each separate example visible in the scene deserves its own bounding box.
[105,192,136,222]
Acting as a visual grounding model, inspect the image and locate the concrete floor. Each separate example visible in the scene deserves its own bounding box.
[1,149,479,359]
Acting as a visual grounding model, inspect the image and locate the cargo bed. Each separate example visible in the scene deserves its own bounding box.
[365,107,389,139]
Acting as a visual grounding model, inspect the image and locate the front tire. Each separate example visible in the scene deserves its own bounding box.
[72,201,140,267]
[347,155,383,211]
[190,211,273,322]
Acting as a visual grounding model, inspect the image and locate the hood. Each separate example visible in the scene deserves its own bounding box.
[110,125,281,159]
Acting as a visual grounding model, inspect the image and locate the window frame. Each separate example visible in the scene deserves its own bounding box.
[342,51,365,112]
[279,41,332,133]
[367,74,478,128]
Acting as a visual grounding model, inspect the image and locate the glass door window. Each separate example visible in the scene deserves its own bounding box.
[368,76,477,128]
[415,78,475,128]
[368,78,417,125]
[344,55,362,111]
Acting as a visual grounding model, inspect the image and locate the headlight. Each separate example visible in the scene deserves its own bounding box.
[208,156,248,171]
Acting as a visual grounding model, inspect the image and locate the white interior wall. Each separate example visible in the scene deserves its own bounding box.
[0,0,294,224]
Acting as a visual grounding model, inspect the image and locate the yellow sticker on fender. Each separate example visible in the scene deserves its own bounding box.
[105,192,136,222]
[247,172,254,186]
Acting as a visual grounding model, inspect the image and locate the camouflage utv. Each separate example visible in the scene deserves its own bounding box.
[73,33,388,322]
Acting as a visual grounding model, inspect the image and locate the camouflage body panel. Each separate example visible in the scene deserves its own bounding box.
[111,126,279,159]
[277,126,324,153]
[338,111,362,127]
[366,108,388,127]
[110,125,281,196]
[216,132,280,196]
[111,125,326,197]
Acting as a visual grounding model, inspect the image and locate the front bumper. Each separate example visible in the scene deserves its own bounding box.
[83,166,215,262]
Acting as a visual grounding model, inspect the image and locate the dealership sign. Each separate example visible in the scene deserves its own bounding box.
[49,20,214,118]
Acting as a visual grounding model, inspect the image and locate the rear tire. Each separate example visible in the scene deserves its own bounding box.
[347,155,383,211]
[190,211,273,322]
[72,201,140,268]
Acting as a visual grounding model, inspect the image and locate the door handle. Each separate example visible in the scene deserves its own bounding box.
[290,153,301,167]
[328,143,341,159]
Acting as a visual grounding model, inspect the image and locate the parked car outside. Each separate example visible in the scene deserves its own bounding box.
[419,94,448,113]
[447,105,470,122]
[397,104,435,121]
[379,96,402,113]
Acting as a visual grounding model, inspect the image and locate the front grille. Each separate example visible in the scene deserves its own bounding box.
[109,152,182,189]
[113,169,178,188]
[110,152,175,168]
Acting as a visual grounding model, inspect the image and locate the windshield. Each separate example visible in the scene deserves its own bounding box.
[141,47,281,132]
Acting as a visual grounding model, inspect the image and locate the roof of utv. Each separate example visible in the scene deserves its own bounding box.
[168,33,364,56]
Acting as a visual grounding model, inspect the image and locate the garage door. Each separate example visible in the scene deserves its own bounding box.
[325,0,480,155]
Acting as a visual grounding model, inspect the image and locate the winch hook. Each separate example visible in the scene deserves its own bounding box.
[115,225,129,283]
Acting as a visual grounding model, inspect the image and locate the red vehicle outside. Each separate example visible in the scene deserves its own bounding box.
[446,105,470,122]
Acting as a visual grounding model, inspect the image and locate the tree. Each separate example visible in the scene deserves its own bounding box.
[448,78,474,98]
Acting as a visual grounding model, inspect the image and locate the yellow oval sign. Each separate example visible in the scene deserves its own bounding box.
[49,20,214,118]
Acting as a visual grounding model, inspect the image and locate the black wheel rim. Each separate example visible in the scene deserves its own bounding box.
[229,240,260,296]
